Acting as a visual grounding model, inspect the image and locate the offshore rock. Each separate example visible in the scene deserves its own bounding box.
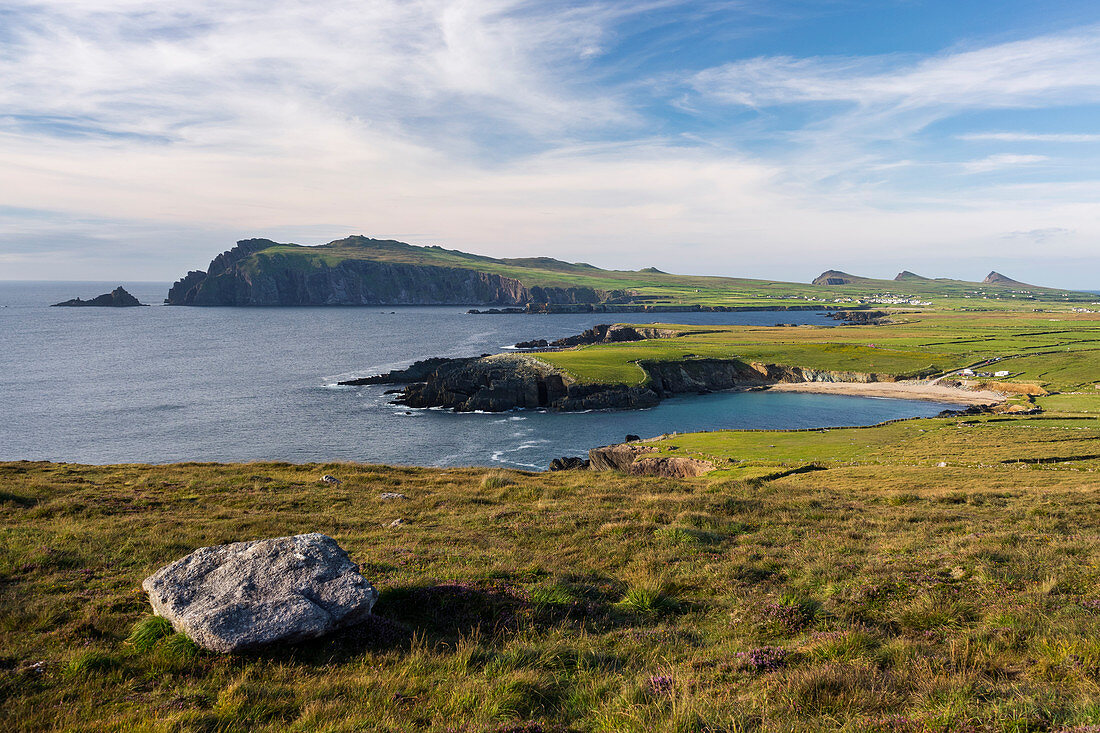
[142,533,377,653]
[52,286,144,307]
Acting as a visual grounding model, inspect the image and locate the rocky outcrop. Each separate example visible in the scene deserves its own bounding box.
[829,310,889,324]
[588,443,715,477]
[516,324,682,349]
[337,357,484,386]
[894,271,929,281]
[548,456,590,471]
[52,286,144,307]
[142,533,377,653]
[395,354,661,412]
[549,324,681,347]
[359,347,895,413]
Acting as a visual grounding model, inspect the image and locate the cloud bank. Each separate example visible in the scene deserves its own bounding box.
[1,1,1098,286]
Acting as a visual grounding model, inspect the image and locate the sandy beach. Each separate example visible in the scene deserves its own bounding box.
[763,380,1007,406]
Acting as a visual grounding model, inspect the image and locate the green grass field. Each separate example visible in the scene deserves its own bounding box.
[533,311,1100,390]
[3,446,1100,732]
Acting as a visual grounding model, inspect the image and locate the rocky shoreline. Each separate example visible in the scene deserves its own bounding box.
[339,337,902,414]
[468,303,845,314]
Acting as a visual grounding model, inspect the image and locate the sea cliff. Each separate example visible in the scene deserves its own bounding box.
[166,238,608,306]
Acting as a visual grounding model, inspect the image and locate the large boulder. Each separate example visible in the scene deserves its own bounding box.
[142,533,377,653]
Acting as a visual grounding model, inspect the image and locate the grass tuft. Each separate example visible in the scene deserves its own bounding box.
[127,615,173,652]
[617,578,679,616]
[159,632,201,661]
[65,650,121,677]
[481,472,515,490]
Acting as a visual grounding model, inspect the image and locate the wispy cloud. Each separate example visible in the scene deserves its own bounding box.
[1003,227,1073,242]
[958,132,1100,143]
[1,1,1099,286]
[691,27,1100,114]
[963,153,1048,173]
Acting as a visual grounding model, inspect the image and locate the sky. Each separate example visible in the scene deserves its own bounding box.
[2,0,1099,287]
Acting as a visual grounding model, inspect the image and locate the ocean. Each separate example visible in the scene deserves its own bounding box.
[0,281,957,468]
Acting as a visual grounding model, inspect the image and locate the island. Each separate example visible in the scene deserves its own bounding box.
[51,286,145,307]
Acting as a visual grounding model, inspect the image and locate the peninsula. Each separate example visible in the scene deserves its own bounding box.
[165,235,1094,308]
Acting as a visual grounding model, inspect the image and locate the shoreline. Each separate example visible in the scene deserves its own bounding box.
[762,380,1007,406]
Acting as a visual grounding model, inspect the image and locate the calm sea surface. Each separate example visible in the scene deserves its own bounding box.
[0,281,958,468]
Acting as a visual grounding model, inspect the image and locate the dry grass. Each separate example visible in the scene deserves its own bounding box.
[1,454,1100,731]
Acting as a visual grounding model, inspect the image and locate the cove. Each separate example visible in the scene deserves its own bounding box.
[355,386,957,469]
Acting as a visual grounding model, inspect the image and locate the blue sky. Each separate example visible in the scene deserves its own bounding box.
[2,0,1099,287]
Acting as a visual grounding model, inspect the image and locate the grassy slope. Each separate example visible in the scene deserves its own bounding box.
[3,450,1100,732]
[241,237,1097,308]
[534,311,1100,388]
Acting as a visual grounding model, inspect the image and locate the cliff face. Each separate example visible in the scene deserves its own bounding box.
[166,239,606,306]
[394,354,660,412]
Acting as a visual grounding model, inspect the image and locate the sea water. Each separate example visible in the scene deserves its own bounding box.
[0,281,956,467]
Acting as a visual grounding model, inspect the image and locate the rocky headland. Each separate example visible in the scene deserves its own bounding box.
[340,322,906,413]
[52,286,145,307]
[166,238,616,306]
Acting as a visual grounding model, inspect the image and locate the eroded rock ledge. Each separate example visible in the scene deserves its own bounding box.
[340,340,897,413]
[587,443,715,478]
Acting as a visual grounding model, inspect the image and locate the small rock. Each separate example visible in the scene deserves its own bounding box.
[320,475,341,485]
[142,533,377,653]
[625,434,641,442]
[548,456,589,471]
[389,518,406,528]
[380,492,408,500]
[936,462,948,468]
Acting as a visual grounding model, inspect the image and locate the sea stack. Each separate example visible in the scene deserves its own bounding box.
[52,286,145,307]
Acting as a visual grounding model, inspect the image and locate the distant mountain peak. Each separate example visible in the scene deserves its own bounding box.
[983,271,1029,286]
[812,270,860,286]
[895,270,929,281]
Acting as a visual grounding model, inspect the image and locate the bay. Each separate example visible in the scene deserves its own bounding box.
[0,281,955,467]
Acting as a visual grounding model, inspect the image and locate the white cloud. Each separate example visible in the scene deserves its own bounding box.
[962,153,1048,173]
[0,2,1098,286]
[691,28,1100,113]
